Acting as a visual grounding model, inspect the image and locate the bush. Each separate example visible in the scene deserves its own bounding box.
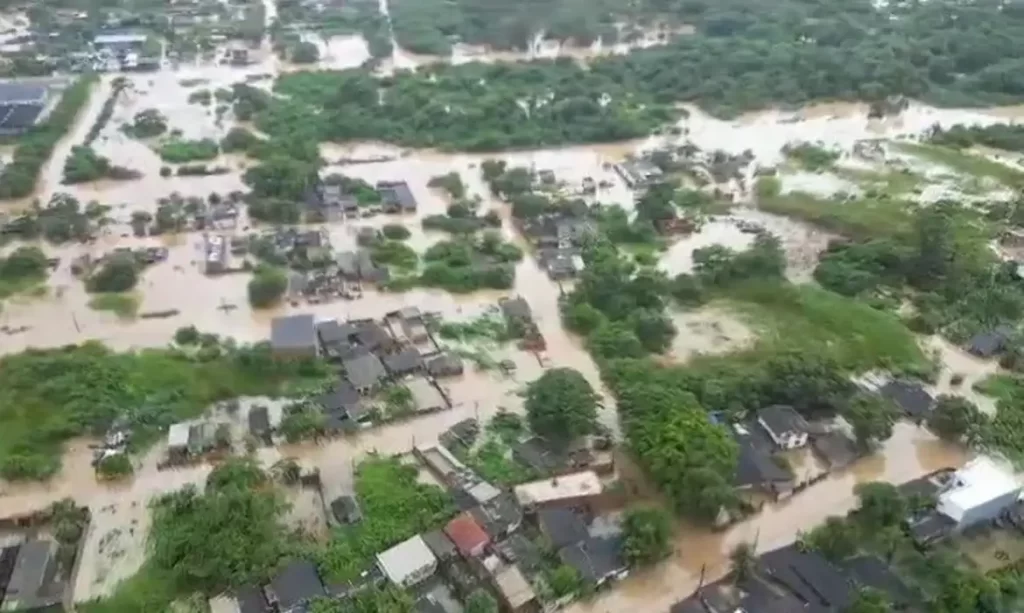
[247,265,288,308]
[88,254,139,293]
[96,454,133,479]
[159,166,172,178]
[221,127,261,153]
[158,138,220,163]
[291,41,320,64]
[381,223,411,240]
[123,109,168,139]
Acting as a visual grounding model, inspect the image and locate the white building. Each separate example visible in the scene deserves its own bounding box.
[376,535,437,588]
[514,470,603,509]
[936,457,1021,528]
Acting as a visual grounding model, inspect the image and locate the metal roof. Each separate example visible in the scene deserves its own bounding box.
[270,314,317,350]
[167,422,190,448]
[376,535,436,585]
[0,82,46,104]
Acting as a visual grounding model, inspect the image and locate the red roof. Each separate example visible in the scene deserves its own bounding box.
[443,512,490,556]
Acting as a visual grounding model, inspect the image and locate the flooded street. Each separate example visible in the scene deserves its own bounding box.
[1,21,1022,609]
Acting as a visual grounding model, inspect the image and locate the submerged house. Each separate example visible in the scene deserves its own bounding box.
[377,181,417,213]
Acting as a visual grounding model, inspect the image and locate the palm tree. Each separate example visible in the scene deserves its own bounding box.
[729,542,756,583]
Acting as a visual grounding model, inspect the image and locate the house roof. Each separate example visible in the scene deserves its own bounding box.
[377,180,417,209]
[733,435,792,489]
[492,563,535,609]
[319,382,361,413]
[558,536,625,584]
[757,405,808,436]
[444,512,490,556]
[937,457,1021,523]
[271,314,317,351]
[842,556,917,607]
[427,353,463,377]
[376,535,436,585]
[344,353,386,389]
[235,585,270,613]
[758,544,853,611]
[248,406,270,435]
[398,306,422,320]
[477,492,522,537]
[2,540,59,611]
[499,297,532,320]
[538,508,590,549]
[317,320,356,345]
[512,437,567,473]
[421,529,458,560]
[168,422,191,448]
[383,348,423,375]
[880,380,934,418]
[354,321,391,351]
[968,328,1011,357]
[811,432,859,469]
[94,32,147,44]
[0,83,46,104]
[268,560,325,611]
[335,251,359,276]
[514,471,602,507]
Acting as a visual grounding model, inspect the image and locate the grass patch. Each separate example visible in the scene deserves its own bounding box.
[972,374,1024,465]
[832,166,923,196]
[78,564,179,613]
[88,292,140,319]
[757,186,916,239]
[714,281,929,373]
[894,142,1024,187]
[456,438,539,487]
[437,313,512,344]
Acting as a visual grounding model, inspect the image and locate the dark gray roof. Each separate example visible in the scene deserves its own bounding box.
[480,492,522,537]
[811,432,859,470]
[3,540,60,611]
[269,560,325,612]
[427,353,464,377]
[757,405,808,436]
[335,251,359,277]
[383,347,423,375]
[512,437,567,474]
[377,180,417,209]
[343,353,386,389]
[236,584,270,613]
[908,510,956,545]
[421,529,458,560]
[880,380,934,418]
[538,508,589,549]
[271,314,317,351]
[415,595,448,613]
[758,543,853,611]
[499,297,532,320]
[557,536,625,584]
[0,82,46,104]
[842,555,917,607]
[968,328,1011,357]
[733,435,792,489]
[0,104,43,131]
[248,406,270,435]
[318,382,361,413]
[354,321,391,351]
[317,320,357,346]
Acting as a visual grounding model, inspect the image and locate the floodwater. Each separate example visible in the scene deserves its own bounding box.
[0,19,1021,609]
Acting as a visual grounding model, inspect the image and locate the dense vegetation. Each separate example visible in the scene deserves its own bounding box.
[248,265,289,308]
[0,245,49,300]
[0,76,96,199]
[621,506,674,567]
[122,109,168,139]
[524,368,600,445]
[0,340,328,480]
[87,253,139,293]
[813,202,1024,343]
[85,460,295,613]
[62,146,140,184]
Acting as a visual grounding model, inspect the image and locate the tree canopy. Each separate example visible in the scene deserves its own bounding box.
[524,368,600,443]
[622,506,674,566]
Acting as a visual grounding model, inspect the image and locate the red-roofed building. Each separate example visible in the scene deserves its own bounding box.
[444,512,490,558]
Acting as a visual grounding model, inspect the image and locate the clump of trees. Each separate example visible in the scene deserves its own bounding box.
[62,146,140,184]
[123,108,168,139]
[814,203,1024,342]
[427,171,466,199]
[248,265,288,308]
[95,453,133,479]
[622,506,674,566]
[221,126,262,153]
[928,123,1024,153]
[0,76,96,200]
[415,233,521,292]
[381,223,411,240]
[87,253,139,293]
[524,368,600,444]
[0,245,49,298]
[290,41,320,64]
[782,142,840,172]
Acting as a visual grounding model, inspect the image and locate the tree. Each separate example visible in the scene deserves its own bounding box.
[87,254,138,293]
[844,393,897,447]
[928,395,984,442]
[524,368,599,443]
[803,516,858,561]
[622,506,673,566]
[465,589,498,613]
[291,41,320,64]
[635,181,678,222]
[243,156,319,201]
[247,265,288,308]
[854,482,907,529]
[95,453,133,479]
[382,224,411,240]
[671,273,707,306]
[1,245,47,280]
[587,320,646,360]
[547,564,582,597]
[174,325,201,345]
[630,308,676,353]
[729,542,756,582]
